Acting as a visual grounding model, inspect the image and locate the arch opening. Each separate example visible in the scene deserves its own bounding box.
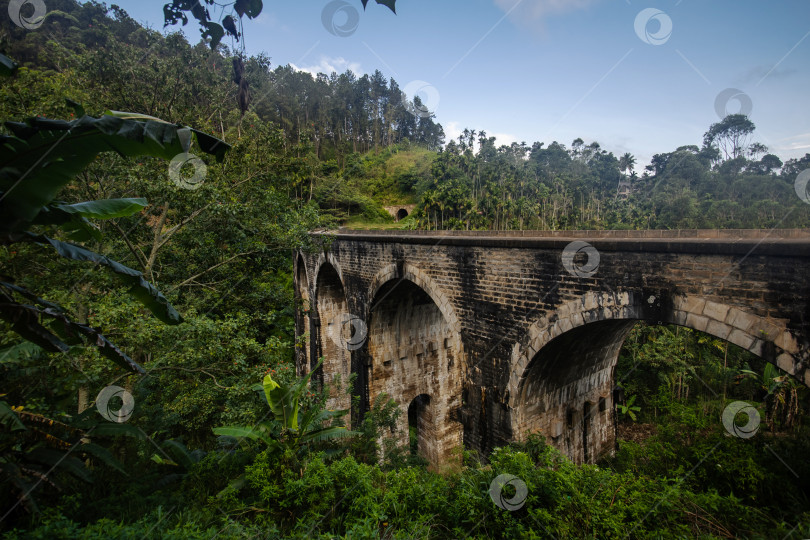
[513,299,805,465]
[315,262,352,420]
[516,319,636,465]
[613,322,804,440]
[368,279,463,470]
[396,208,409,221]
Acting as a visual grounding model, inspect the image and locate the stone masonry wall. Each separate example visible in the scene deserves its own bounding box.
[296,231,810,466]
[314,262,353,422]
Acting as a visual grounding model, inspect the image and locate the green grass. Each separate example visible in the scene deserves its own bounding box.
[342,215,416,230]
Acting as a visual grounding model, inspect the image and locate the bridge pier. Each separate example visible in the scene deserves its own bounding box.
[365,276,464,469]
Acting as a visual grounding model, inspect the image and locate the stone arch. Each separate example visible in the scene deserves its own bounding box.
[367,275,464,470]
[295,251,312,297]
[396,208,409,221]
[507,290,804,463]
[313,252,345,297]
[315,260,352,418]
[294,253,312,375]
[508,291,802,403]
[369,262,462,335]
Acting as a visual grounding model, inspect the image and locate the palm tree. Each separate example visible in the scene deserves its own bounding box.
[738,363,800,431]
[619,152,636,177]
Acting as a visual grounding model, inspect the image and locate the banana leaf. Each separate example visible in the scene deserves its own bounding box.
[0,110,229,233]
[13,232,181,325]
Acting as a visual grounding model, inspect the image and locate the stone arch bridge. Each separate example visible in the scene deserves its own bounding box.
[294,229,810,468]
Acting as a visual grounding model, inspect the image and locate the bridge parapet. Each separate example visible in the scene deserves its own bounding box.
[332,228,810,239]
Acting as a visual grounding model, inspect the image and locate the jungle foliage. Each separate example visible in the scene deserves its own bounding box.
[1,2,809,538]
[409,130,810,231]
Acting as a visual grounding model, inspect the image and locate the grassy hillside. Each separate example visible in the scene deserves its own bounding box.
[315,145,434,228]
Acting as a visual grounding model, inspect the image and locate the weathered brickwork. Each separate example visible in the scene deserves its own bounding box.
[367,280,463,468]
[313,254,352,419]
[295,230,810,467]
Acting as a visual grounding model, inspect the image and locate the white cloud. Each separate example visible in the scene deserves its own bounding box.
[290,56,363,77]
[494,0,600,28]
[444,121,463,144]
[762,133,810,160]
[776,132,810,144]
[491,132,519,147]
[774,133,810,149]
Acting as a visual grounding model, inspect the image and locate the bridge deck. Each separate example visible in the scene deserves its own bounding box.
[318,228,810,256]
[329,228,810,239]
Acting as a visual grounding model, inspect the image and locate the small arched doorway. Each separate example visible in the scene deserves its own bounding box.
[396,208,409,221]
[408,394,432,461]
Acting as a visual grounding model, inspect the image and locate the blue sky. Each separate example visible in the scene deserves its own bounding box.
[116,0,810,169]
